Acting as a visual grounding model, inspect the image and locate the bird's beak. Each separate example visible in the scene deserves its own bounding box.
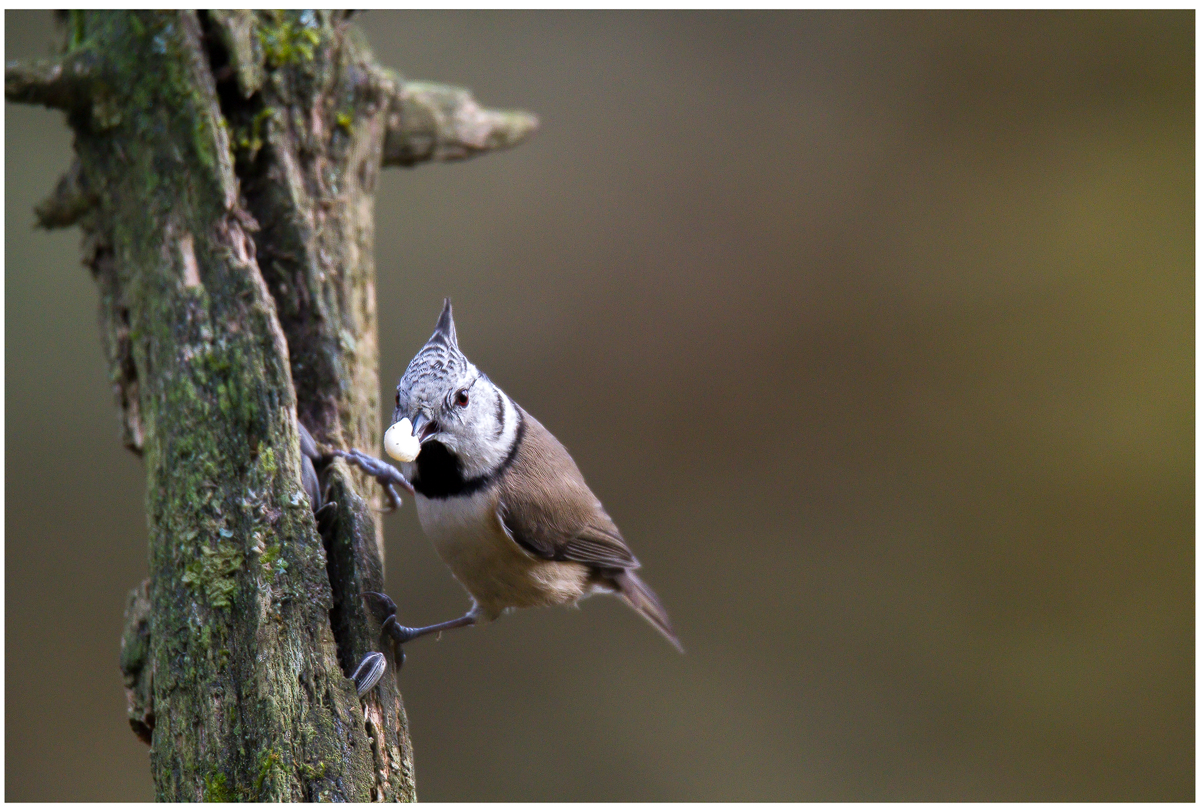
[409,412,438,444]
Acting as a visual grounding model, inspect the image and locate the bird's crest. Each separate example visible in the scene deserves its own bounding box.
[398,299,472,408]
[430,298,458,349]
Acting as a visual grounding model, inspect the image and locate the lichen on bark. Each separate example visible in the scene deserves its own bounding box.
[7,10,536,802]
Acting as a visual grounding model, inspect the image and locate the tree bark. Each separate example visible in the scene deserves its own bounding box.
[7,10,536,801]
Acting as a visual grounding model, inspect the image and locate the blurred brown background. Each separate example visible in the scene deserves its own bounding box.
[5,10,1193,801]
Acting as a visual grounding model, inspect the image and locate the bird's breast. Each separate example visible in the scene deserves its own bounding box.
[414,490,590,618]
[414,490,498,548]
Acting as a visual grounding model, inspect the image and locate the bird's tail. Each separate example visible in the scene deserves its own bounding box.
[613,570,684,653]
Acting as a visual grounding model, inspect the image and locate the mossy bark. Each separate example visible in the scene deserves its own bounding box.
[8,10,535,802]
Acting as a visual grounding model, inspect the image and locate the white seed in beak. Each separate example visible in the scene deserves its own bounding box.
[384,417,421,462]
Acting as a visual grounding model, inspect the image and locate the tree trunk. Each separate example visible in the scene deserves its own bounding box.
[6,10,535,802]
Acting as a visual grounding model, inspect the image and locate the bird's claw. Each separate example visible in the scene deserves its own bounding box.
[362,591,398,619]
[332,449,415,511]
[359,591,475,670]
[313,501,338,538]
[362,591,408,670]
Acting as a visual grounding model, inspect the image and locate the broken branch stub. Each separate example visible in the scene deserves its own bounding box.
[383,77,540,166]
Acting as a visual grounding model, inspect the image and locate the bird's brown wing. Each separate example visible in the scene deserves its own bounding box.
[561,523,639,569]
[497,501,639,570]
[496,408,640,571]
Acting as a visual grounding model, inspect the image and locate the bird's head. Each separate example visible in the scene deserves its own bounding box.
[390,299,513,480]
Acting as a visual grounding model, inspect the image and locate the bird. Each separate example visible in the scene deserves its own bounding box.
[342,299,680,690]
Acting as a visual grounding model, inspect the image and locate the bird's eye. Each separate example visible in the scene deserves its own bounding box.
[455,389,469,407]
[395,391,400,408]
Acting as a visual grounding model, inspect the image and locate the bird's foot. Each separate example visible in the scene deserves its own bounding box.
[332,449,415,512]
[361,591,477,670]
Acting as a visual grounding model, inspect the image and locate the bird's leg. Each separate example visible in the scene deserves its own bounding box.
[331,449,415,512]
[383,611,479,644]
[361,591,477,670]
